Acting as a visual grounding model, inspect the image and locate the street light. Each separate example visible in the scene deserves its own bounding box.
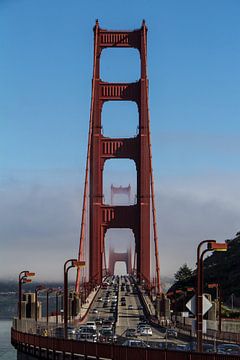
[18,271,35,320]
[55,289,63,325]
[196,240,227,352]
[64,259,83,338]
[46,288,54,324]
[35,285,45,322]
[208,283,222,333]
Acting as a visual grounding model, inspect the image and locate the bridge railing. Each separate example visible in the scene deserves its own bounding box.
[12,327,240,360]
[12,318,66,338]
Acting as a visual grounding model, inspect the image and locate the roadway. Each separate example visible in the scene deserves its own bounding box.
[81,275,189,349]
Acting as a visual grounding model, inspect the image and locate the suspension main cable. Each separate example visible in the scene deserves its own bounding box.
[142,23,161,294]
[76,21,99,293]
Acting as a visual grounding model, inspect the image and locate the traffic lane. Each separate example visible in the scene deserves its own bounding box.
[118,278,187,346]
[116,285,141,335]
[83,279,116,323]
[73,279,119,342]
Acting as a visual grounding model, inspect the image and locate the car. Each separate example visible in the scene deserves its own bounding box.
[122,339,150,348]
[138,305,143,310]
[217,344,240,355]
[76,327,97,342]
[164,329,177,338]
[137,322,147,331]
[98,297,103,302]
[128,304,133,310]
[55,326,76,338]
[139,315,146,321]
[159,342,177,350]
[103,301,108,308]
[77,332,97,342]
[121,297,126,301]
[108,316,115,324]
[121,301,126,306]
[125,328,137,337]
[85,321,97,331]
[139,326,152,336]
[99,329,117,343]
[102,320,113,329]
[174,344,189,352]
[95,317,103,326]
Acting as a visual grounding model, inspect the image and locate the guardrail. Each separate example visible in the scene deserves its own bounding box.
[134,279,240,346]
[12,328,239,360]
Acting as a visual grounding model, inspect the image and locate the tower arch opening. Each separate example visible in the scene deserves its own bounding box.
[101,101,139,138]
[101,48,140,82]
[103,159,137,205]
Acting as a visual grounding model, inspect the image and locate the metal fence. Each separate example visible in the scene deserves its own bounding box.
[12,327,240,360]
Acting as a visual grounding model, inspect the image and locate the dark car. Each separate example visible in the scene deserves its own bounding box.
[102,320,113,328]
[95,317,103,326]
[125,328,137,337]
[99,329,117,343]
[108,316,115,324]
[164,329,177,338]
[217,344,240,355]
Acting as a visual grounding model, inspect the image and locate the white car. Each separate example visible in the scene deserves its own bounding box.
[139,326,152,336]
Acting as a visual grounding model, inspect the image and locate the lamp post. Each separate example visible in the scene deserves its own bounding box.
[208,283,222,333]
[196,240,227,352]
[18,271,35,320]
[64,259,83,338]
[55,289,62,325]
[46,288,53,324]
[35,285,45,322]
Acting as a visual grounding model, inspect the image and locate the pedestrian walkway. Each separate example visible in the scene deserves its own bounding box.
[75,286,100,322]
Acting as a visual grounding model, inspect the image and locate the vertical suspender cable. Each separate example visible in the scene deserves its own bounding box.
[142,24,161,294]
[103,246,107,277]
[76,21,99,293]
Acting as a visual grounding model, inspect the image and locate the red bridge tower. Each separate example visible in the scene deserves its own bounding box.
[76,21,161,294]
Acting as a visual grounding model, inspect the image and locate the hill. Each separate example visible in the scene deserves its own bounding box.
[168,232,240,306]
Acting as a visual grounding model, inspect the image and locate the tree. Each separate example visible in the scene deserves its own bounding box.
[174,263,193,282]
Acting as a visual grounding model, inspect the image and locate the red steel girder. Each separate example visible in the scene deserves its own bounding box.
[76,21,161,294]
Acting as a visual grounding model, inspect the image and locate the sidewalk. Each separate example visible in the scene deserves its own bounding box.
[139,286,155,316]
[75,286,100,322]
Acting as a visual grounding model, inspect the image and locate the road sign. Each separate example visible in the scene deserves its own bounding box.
[191,319,207,333]
[186,294,212,316]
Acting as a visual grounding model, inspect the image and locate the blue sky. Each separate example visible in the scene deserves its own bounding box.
[1,0,240,281]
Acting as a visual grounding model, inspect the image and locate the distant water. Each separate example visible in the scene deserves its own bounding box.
[0,320,16,359]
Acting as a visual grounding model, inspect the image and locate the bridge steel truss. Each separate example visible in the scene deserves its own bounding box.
[76,21,161,293]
